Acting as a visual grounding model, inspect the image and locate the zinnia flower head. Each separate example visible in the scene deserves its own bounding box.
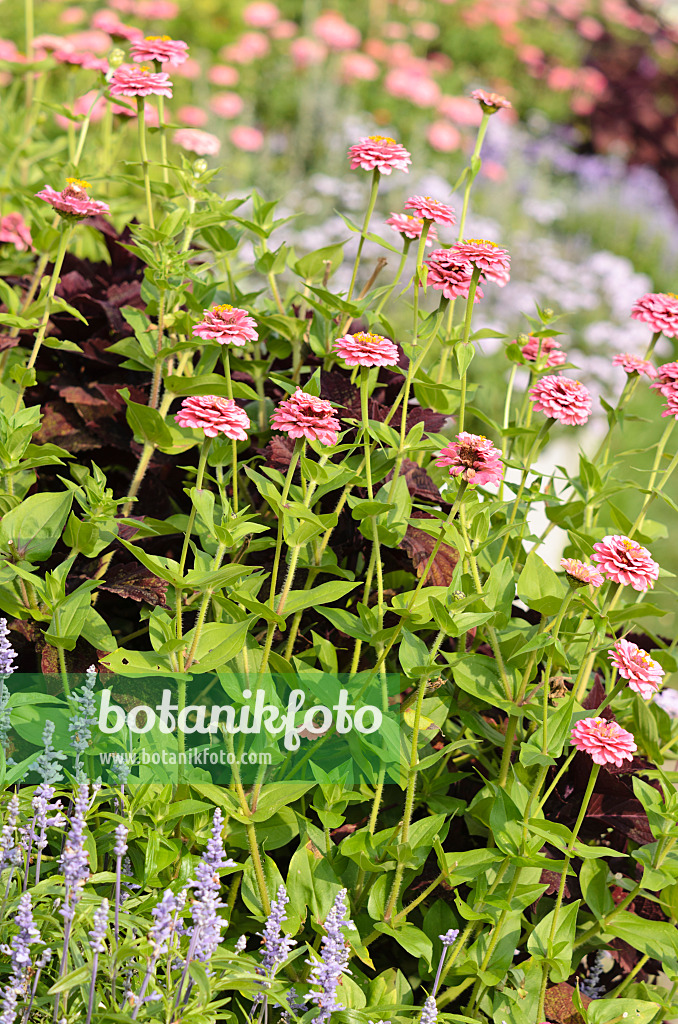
[130,35,189,64]
[570,716,636,767]
[271,388,340,446]
[173,128,221,155]
[192,305,258,346]
[35,179,110,219]
[450,239,511,285]
[529,375,592,426]
[609,638,664,700]
[403,195,456,227]
[436,432,503,487]
[591,535,659,592]
[109,64,173,98]
[347,136,411,175]
[612,353,657,378]
[470,88,512,113]
[560,558,604,588]
[385,213,437,243]
[521,335,567,368]
[0,213,33,252]
[631,292,678,338]
[651,361,678,395]
[333,331,399,368]
[425,249,484,301]
[175,396,250,439]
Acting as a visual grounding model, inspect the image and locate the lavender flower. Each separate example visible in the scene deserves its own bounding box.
[432,928,459,995]
[89,899,109,953]
[580,951,606,998]
[0,620,17,678]
[59,782,90,922]
[149,889,185,956]
[114,822,129,942]
[259,885,296,975]
[439,929,459,947]
[69,668,98,781]
[34,720,66,786]
[0,796,21,873]
[419,996,438,1024]
[234,934,247,953]
[31,784,64,887]
[306,889,355,1024]
[114,823,128,859]
[0,893,43,1024]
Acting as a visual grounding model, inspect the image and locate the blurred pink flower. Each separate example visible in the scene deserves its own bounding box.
[130,35,189,64]
[425,249,483,301]
[385,213,437,243]
[521,336,567,367]
[385,68,440,107]
[210,93,244,119]
[175,396,250,439]
[35,33,72,49]
[55,90,107,131]
[609,638,664,700]
[570,94,595,116]
[60,29,111,53]
[547,66,577,92]
[312,11,361,50]
[173,128,221,156]
[109,65,173,98]
[340,52,379,82]
[437,95,483,125]
[36,179,110,219]
[451,239,511,284]
[192,305,258,346]
[404,195,456,227]
[612,353,657,378]
[60,7,86,25]
[412,20,439,40]
[230,125,264,151]
[289,37,326,68]
[137,0,179,16]
[271,389,340,446]
[333,331,399,367]
[631,292,678,338]
[166,56,200,79]
[222,31,270,63]
[383,21,408,40]
[243,1,280,27]
[177,105,208,127]
[208,64,239,86]
[110,99,159,125]
[570,717,636,767]
[348,136,411,175]
[529,375,591,425]
[436,432,503,487]
[270,20,297,39]
[54,49,109,72]
[560,559,604,588]
[471,88,512,113]
[91,9,142,38]
[426,121,461,152]
[481,160,507,182]
[0,213,33,252]
[592,535,659,591]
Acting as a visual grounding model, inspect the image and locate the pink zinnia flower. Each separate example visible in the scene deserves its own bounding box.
[0,212,33,251]
[631,292,678,338]
[173,129,221,156]
[560,558,604,588]
[436,432,503,487]
[333,331,399,368]
[449,239,511,286]
[609,638,664,700]
[591,535,660,592]
[650,361,678,396]
[427,121,461,153]
[243,1,280,27]
[271,389,340,446]
[174,396,250,439]
[130,35,189,64]
[471,88,513,113]
[404,195,456,228]
[192,305,258,347]
[612,353,657,378]
[425,249,484,301]
[230,125,264,151]
[210,92,244,119]
[312,11,361,50]
[35,179,110,219]
[385,213,437,244]
[177,105,208,127]
[208,65,240,87]
[571,717,636,767]
[529,375,592,426]
[347,136,412,175]
[109,65,173,99]
[521,335,567,367]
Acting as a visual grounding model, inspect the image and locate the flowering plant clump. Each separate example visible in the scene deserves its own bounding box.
[0,5,677,1024]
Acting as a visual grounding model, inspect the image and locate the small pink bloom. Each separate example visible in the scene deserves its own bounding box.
[578,16,604,40]
[612,353,657,378]
[109,65,173,99]
[210,92,244,119]
[425,249,484,301]
[609,638,664,700]
[208,64,240,87]
[137,0,179,16]
[570,717,636,767]
[450,239,511,285]
[385,213,437,244]
[348,136,411,175]
[177,105,208,127]
[230,125,264,151]
[35,179,110,220]
[59,7,86,25]
[173,128,221,156]
[650,362,678,397]
[243,1,280,27]
[529,375,592,426]
[437,95,483,125]
[130,35,189,65]
[54,49,109,72]
[340,52,379,82]
[222,31,270,63]
[289,37,326,69]
[192,305,258,347]
[333,331,399,368]
[592,535,659,592]
[271,389,340,446]
[91,10,143,39]
[521,336,567,367]
[0,212,33,252]
[560,558,604,588]
[385,68,441,108]
[548,65,577,92]
[412,19,439,40]
[471,88,513,113]
[312,11,361,50]
[631,292,678,338]
[436,432,503,487]
[175,395,250,439]
[270,19,297,39]
[426,121,461,152]
[404,195,456,228]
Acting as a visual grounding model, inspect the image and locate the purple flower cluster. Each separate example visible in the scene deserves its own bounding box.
[59,783,90,922]
[306,888,355,1024]
[149,888,186,956]
[70,667,98,781]
[89,899,109,953]
[0,620,17,678]
[259,884,296,976]
[0,796,21,873]
[0,893,43,1024]
[35,720,67,786]
[188,808,235,963]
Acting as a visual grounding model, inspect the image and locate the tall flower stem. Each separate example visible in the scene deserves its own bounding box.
[456,265,481,432]
[360,364,385,648]
[397,222,432,452]
[12,224,72,414]
[499,363,518,500]
[345,168,381,305]
[457,113,489,240]
[156,91,169,186]
[628,417,677,538]
[222,348,240,513]
[137,98,155,230]
[184,541,229,671]
[175,437,212,653]
[148,290,166,410]
[497,419,552,564]
[374,238,411,317]
[85,952,100,1024]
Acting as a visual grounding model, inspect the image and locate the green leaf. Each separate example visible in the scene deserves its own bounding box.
[587,999,661,1024]
[605,911,678,971]
[281,581,359,617]
[374,922,433,967]
[286,844,342,924]
[527,899,580,981]
[517,551,566,616]
[0,490,73,562]
[182,619,253,670]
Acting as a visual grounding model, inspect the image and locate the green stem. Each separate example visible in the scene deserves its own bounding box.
[346,168,380,304]
[499,363,518,501]
[137,98,155,230]
[184,541,228,670]
[457,266,481,433]
[497,419,552,564]
[222,348,239,512]
[175,437,212,656]
[457,114,489,240]
[156,91,169,186]
[628,417,677,538]
[374,239,411,317]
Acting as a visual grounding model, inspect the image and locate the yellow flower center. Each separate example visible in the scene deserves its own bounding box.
[622,539,637,550]
[464,238,497,246]
[65,177,90,189]
[368,135,396,144]
[353,331,385,345]
[145,35,172,41]
[667,292,678,300]
[213,304,234,313]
